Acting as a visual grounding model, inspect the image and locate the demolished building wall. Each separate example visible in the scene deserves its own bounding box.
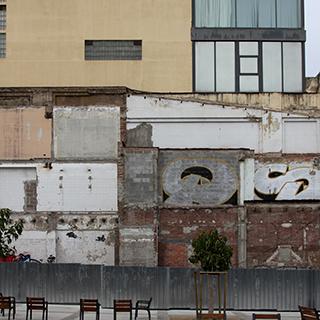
[0,87,319,267]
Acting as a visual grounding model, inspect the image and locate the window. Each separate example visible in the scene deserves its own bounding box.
[194,0,302,28]
[195,0,235,27]
[0,5,6,30]
[0,33,5,58]
[239,42,259,92]
[85,40,142,60]
[195,41,303,93]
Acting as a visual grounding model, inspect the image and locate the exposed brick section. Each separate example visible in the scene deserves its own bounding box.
[121,207,157,226]
[158,242,188,267]
[247,204,320,268]
[158,207,238,267]
[23,180,37,212]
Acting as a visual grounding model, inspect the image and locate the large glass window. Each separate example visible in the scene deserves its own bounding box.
[236,0,257,27]
[195,0,235,27]
[195,42,215,91]
[258,0,276,27]
[194,40,303,93]
[277,0,301,28]
[194,0,302,28]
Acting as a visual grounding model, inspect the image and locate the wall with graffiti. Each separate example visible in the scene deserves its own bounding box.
[254,159,320,201]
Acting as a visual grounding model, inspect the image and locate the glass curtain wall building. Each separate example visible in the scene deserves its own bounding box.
[192,0,305,92]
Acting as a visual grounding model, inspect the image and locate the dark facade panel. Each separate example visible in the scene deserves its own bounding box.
[191,28,306,42]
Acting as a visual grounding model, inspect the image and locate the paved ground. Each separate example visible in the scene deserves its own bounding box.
[9,304,301,320]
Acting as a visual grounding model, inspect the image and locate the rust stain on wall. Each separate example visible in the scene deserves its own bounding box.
[0,107,51,159]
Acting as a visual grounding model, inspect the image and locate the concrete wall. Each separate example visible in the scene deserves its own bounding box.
[54,107,120,160]
[2,1,192,91]
[127,96,320,153]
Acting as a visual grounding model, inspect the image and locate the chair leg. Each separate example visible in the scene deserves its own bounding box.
[113,310,116,320]
[135,309,138,320]
[148,310,151,320]
[26,308,28,320]
[8,308,10,320]
[130,310,132,320]
[30,309,32,320]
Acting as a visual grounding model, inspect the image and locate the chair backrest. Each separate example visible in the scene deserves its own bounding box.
[0,296,12,309]
[253,314,281,320]
[80,299,100,312]
[26,297,46,309]
[299,306,320,320]
[137,298,152,308]
[114,300,132,311]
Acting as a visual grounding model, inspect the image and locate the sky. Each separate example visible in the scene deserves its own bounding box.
[305,0,320,76]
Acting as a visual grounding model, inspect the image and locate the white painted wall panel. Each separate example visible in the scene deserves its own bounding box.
[283,120,318,153]
[37,164,117,211]
[0,168,36,211]
[129,121,260,150]
[56,230,114,265]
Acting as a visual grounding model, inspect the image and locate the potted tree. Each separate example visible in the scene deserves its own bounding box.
[189,229,233,320]
[0,208,24,262]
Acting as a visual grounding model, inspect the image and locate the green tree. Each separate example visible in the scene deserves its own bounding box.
[0,208,24,258]
[189,229,233,271]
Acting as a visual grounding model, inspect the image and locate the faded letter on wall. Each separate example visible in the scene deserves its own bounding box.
[254,160,320,201]
[159,150,241,206]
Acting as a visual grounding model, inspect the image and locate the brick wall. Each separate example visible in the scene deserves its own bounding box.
[158,207,239,267]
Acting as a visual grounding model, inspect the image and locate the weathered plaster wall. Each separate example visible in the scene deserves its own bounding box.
[54,107,120,160]
[0,89,319,268]
[0,107,51,159]
[12,213,117,265]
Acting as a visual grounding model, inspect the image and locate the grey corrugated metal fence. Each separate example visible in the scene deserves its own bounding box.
[0,264,319,310]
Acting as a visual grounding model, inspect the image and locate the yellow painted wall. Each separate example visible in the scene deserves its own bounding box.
[2,0,192,91]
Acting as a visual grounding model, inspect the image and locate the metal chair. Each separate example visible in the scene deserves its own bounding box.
[135,298,152,320]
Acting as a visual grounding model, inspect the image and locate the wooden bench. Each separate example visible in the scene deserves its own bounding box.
[135,298,152,320]
[299,306,320,320]
[0,295,16,320]
[80,299,100,320]
[26,297,48,320]
[253,314,281,320]
[114,300,132,320]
